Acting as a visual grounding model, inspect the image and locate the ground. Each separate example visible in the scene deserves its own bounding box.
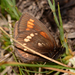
[0,0,75,75]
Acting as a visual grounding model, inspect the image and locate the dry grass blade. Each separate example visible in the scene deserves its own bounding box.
[0,26,70,67]
[0,52,13,62]
[43,67,75,75]
[7,14,14,50]
[0,66,11,75]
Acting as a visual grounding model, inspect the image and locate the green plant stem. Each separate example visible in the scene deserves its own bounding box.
[48,0,69,55]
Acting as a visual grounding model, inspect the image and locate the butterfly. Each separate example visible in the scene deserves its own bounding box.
[14,13,64,62]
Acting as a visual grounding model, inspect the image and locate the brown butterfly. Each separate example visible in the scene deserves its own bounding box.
[14,13,64,62]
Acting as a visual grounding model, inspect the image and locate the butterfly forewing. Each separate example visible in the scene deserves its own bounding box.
[18,13,56,42]
[14,13,60,62]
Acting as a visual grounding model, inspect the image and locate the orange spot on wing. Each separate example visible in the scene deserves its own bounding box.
[27,24,33,28]
[26,19,35,31]
[30,19,34,22]
[27,21,34,26]
[26,28,30,30]
[40,32,48,38]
